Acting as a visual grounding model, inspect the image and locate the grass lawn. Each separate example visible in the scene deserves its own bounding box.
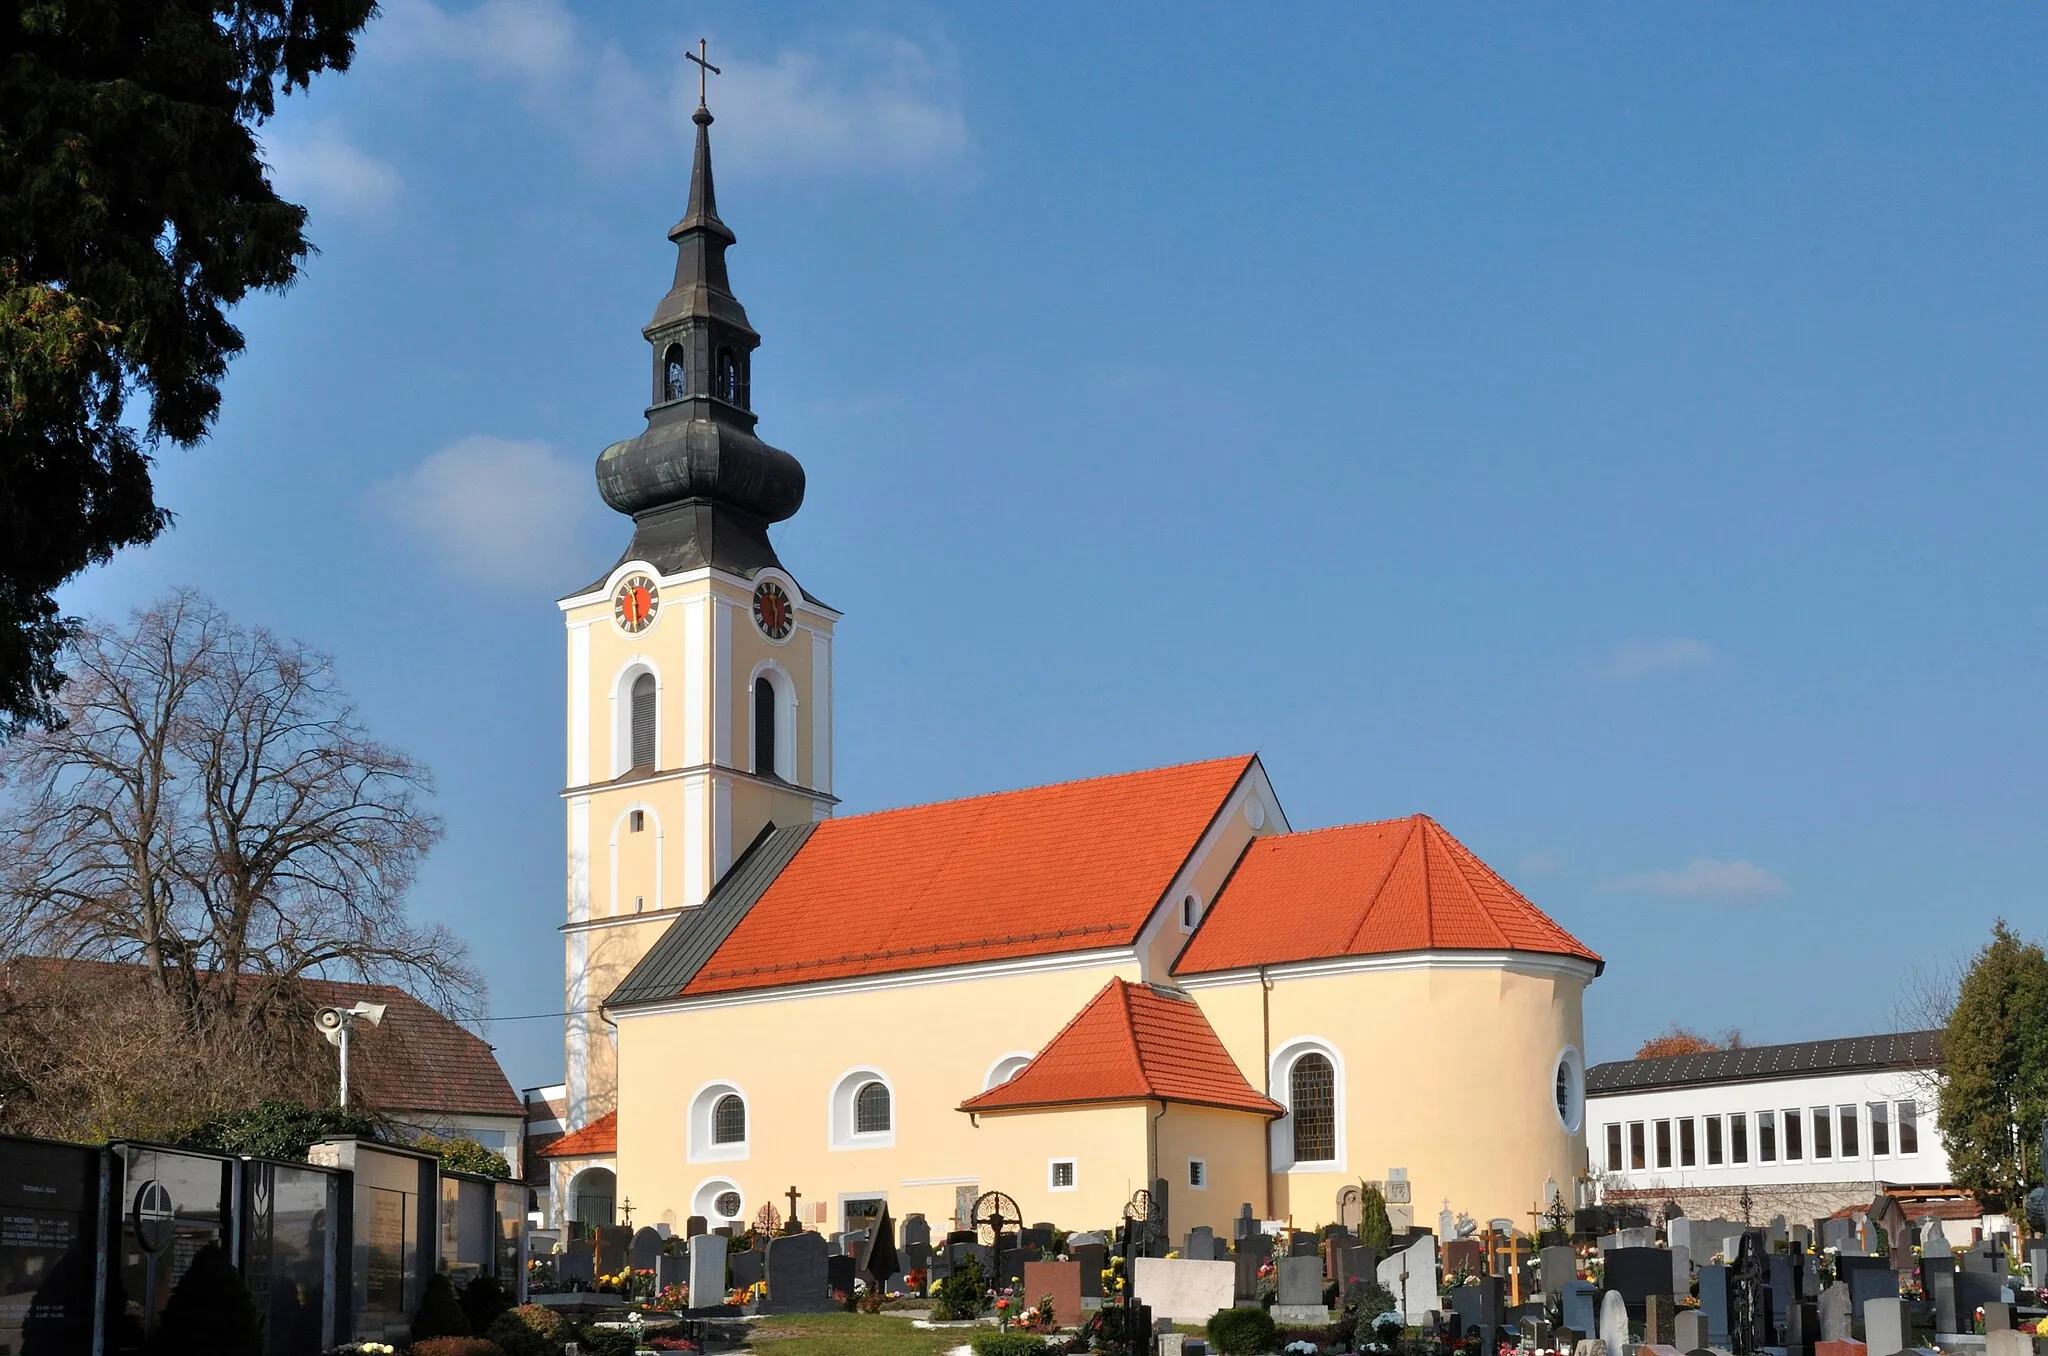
[740,1311,975,1355]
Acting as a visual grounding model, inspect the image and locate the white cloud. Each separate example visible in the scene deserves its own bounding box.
[367,2,969,178]
[1593,636,1715,681]
[1606,858,1789,899]
[369,436,590,587]
[263,120,403,227]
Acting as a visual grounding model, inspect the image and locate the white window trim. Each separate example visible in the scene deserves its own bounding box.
[691,1176,744,1227]
[829,1068,896,1151]
[1269,1037,1346,1173]
[610,657,662,777]
[687,1080,748,1163]
[1187,1158,1208,1190]
[1048,1158,1078,1192]
[1178,892,1202,935]
[1553,1044,1585,1134]
[983,1052,1034,1091]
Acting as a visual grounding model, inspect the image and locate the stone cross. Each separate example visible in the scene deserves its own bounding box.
[784,1185,801,1225]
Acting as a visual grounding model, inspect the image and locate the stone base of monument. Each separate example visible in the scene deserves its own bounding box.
[1272,1304,1331,1325]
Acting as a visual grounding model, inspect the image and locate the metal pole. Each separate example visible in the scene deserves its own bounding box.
[339,1018,351,1108]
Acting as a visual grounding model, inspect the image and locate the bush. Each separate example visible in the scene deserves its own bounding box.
[1353,1280,1399,1347]
[503,1305,565,1342]
[930,1254,987,1321]
[1206,1306,1279,1356]
[484,1310,560,1356]
[968,1334,1049,1356]
[418,1133,514,1180]
[460,1275,513,1334]
[412,1273,473,1341]
[181,1099,382,1162]
[150,1242,263,1356]
[573,1326,639,1356]
[412,1341,504,1356]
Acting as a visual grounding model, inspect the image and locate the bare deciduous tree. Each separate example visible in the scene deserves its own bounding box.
[0,591,476,1041]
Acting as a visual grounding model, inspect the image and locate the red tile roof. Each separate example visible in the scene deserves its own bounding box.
[959,978,1283,1117]
[296,977,525,1118]
[1174,814,1600,976]
[680,756,1256,997]
[538,1110,617,1158]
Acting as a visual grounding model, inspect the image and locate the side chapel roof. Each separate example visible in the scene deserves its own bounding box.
[538,1109,618,1158]
[958,978,1283,1117]
[1173,813,1601,977]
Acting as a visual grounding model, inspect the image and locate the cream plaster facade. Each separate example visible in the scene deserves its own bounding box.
[560,558,839,1131]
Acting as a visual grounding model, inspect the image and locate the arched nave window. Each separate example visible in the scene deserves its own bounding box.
[713,1094,746,1145]
[1290,1053,1336,1163]
[855,1081,891,1134]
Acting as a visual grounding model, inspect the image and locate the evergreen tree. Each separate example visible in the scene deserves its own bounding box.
[150,1243,261,1356]
[1358,1182,1394,1256]
[411,1272,473,1342]
[1936,920,2048,1213]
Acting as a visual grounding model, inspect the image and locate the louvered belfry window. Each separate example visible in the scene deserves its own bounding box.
[754,677,777,776]
[1290,1053,1336,1163]
[630,673,657,768]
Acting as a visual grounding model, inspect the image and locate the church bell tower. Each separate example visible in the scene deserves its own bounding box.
[557,85,838,1131]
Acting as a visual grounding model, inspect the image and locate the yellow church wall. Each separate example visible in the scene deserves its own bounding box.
[957,1104,1154,1231]
[1154,1105,1275,1240]
[1139,807,1264,982]
[612,957,1146,1233]
[1187,960,1589,1229]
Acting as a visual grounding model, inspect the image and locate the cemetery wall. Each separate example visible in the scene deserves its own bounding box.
[1154,1104,1271,1237]
[612,956,1145,1233]
[1185,956,1588,1227]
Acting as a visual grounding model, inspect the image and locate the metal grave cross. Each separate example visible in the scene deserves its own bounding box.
[685,37,721,107]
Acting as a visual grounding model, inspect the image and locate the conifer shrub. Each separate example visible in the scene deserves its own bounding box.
[484,1310,560,1356]
[930,1253,987,1321]
[150,1242,263,1356]
[459,1275,513,1334]
[412,1273,473,1341]
[1206,1305,1278,1356]
[968,1333,1050,1356]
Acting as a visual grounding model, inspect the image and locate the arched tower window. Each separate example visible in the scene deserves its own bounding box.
[712,1094,746,1145]
[717,348,738,403]
[1289,1053,1336,1163]
[854,1081,891,1134]
[753,676,777,777]
[630,673,657,768]
[663,343,687,401]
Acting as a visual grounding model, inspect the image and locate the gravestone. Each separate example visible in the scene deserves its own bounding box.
[1232,1244,1262,1301]
[1919,1221,1950,1260]
[1819,1284,1852,1342]
[1985,1333,2032,1356]
[1289,1232,1319,1258]
[1337,1184,1365,1233]
[901,1214,932,1274]
[1275,1254,1330,1324]
[1982,1302,2013,1333]
[686,1215,707,1238]
[730,1247,763,1289]
[0,1137,103,1356]
[1771,1255,1797,1326]
[1770,1216,1789,1246]
[1336,1244,1377,1299]
[1184,1226,1215,1261]
[1599,1289,1631,1356]
[1645,1294,1676,1346]
[1960,1241,2002,1275]
[1561,1280,1598,1335]
[1235,1203,1258,1241]
[1022,1224,1054,1254]
[1925,1265,1957,1334]
[1068,1230,1106,1248]
[1953,1268,2003,1326]
[1697,1265,1731,1347]
[1074,1241,1106,1298]
[1864,1297,1905,1356]
[562,1242,595,1285]
[1848,1268,1899,1322]
[1605,1247,1675,1314]
[826,1253,854,1299]
[1789,1298,1821,1353]
[1023,1259,1083,1327]
[760,1231,834,1313]
[1675,1310,1707,1351]
[632,1226,664,1272]
[1381,1236,1440,1324]
[1132,1257,1235,1323]
[657,1252,686,1293]
[1671,1246,1692,1297]
[1617,1227,1657,1250]
[595,1224,632,1277]
[927,1247,953,1280]
[1543,1245,1579,1295]
[1446,1237,1487,1278]
[689,1233,727,1310]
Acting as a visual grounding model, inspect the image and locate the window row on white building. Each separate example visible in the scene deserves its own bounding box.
[1603,1096,1924,1176]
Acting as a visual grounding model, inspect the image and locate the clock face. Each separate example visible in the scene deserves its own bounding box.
[752,580,794,640]
[614,575,659,633]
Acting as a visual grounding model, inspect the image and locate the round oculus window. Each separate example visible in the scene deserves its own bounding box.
[752,580,793,640]
[714,1190,742,1219]
[1553,1046,1585,1134]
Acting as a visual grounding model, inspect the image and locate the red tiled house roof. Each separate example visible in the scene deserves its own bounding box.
[1174,814,1600,976]
[677,755,1257,997]
[960,978,1282,1117]
[538,1110,617,1158]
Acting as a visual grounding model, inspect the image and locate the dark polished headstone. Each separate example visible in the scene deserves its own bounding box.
[0,1136,103,1356]
[760,1231,835,1313]
[1606,1246,1675,1316]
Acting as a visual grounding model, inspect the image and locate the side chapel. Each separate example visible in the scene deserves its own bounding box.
[541,87,1602,1243]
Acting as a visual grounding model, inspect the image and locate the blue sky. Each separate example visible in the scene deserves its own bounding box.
[58,4,2048,1090]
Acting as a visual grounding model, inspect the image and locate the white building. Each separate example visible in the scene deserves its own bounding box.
[1586,1031,1953,1219]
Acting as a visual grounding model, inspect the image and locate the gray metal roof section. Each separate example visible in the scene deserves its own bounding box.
[1587,1030,1941,1096]
[605,822,815,1008]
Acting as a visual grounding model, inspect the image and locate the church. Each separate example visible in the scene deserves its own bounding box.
[540,88,1603,1247]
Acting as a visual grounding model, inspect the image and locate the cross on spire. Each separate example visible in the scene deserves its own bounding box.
[686,37,721,109]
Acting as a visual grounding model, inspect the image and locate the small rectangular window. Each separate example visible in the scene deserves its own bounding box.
[1188,1159,1207,1189]
[1655,1119,1673,1169]
[1731,1112,1749,1164]
[1839,1105,1859,1158]
[1783,1109,1803,1161]
[630,809,645,832]
[1812,1107,1832,1160]
[1757,1110,1777,1162]
[1869,1102,1891,1156]
[1050,1160,1076,1190]
[1897,1100,1918,1154]
[1629,1122,1646,1171]
[1705,1115,1724,1166]
[1679,1117,1697,1168]
[1606,1124,1623,1173]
